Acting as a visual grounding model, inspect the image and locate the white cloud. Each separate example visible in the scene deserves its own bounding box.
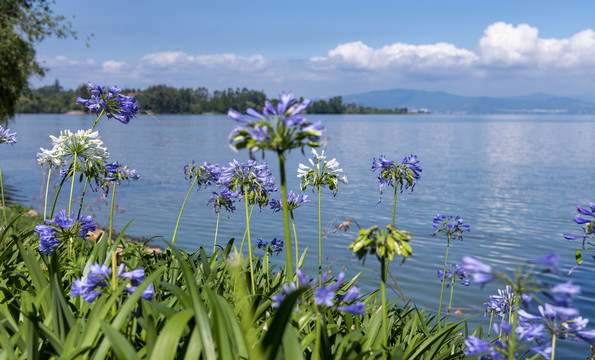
[33,22,595,97]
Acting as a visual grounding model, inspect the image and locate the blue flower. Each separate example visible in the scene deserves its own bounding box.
[563,202,595,244]
[257,237,284,255]
[219,160,276,208]
[437,264,470,287]
[313,287,335,307]
[270,190,309,212]
[207,189,237,213]
[528,252,559,268]
[430,215,470,241]
[71,263,154,303]
[371,153,422,202]
[77,82,139,124]
[0,126,17,145]
[35,210,96,255]
[228,92,326,156]
[462,255,494,285]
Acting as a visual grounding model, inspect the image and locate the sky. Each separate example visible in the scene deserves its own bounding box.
[32,0,595,99]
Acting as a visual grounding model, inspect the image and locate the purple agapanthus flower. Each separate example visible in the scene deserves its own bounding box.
[219,160,276,208]
[184,161,220,190]
[228,92,326,155]
[256,237,283,255]
[462,255,494,285]
[371,153,422,202]
[0,126,17,145]
[77,82,139,124]
[34,209,96,255]
[270,190,309,212]
[563,202,595,245]
[71,263,154,303]
[207,189,237,213]
[430,215,470,241]
[437,264,471,287]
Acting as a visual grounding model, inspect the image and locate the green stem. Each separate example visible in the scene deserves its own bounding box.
[381,257,388,348]
[172,176,198,245]
[264,252,270,292]
[77,178,89,219]
[67,153,78,214]
[314,311,322,360]
[551,333,556,360]
[244,187,255,294]
[447,280,455,318]
[0,166,6,226]
[290,211,299,268]
[487,312,494,340]
[90,109,105,131]
[437,237,451,326]
[392,185,398,226]
[49,174,68,219]
[43,168,52,220]
[318,185,322,283]
[277,152,293,278]
[239,204,255,253]
[213,211,220,255]
[108,182,117,247]
[507,296,520,360]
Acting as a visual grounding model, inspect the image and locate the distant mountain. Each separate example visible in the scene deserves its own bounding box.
[341,89,595,114]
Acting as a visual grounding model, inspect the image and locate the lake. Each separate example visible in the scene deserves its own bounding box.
[4,113,595,357]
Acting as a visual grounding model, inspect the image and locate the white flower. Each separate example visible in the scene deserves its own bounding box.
[297,148,347,195]
[37,129,109,171]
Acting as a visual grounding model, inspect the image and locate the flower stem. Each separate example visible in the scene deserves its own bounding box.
[49,174,68,219]
[551,333,556,360]
[0,166,6,226]
[381,257,388,348]
[447,279,455,318]
[318,185,322,283]
[213,211,220,256]
[77,178,89,219]
[437,237,451,327]
[90,109,105,131]
[277,151,293,278]
[290,210,299,268]
[244,187,255,294]
[392,185,398,226]
[172,176,198,245]
[487,312,494,340]
[239,204,255,253]
[43,168,52,220]
[67,153,78,214]
[108,182,117,247]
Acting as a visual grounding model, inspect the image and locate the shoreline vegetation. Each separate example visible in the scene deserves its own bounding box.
[16,80,428,116]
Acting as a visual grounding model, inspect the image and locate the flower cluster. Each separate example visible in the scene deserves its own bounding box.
[257,237,284,255]
[270,190,309,212]
[36,129,109,171]
[71,263,154,303]
[0,126,17,145]
[484,285,518,318]
[349,224,413,263]
[207,189,238,213]
[77,83,139,124]
[271,270,365,315]
[297,149,347,196]
[371,154,422,202]
[436,264,470,287]
[219,159,276,208]
[228,92,325,156]
[430,215,470,241]
[564,203,595,264]
[103,161,140,183]
[34,209,96,255]
[184,161,221,190]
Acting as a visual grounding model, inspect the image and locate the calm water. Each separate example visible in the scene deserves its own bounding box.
[5,113,595,357]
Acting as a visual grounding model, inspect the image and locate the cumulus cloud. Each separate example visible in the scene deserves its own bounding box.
[34,22,595,97]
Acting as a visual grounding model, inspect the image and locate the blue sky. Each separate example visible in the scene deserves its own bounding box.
[33,0,595,99]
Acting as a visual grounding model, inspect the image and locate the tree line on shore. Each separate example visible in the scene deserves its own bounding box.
[16,80,412,115]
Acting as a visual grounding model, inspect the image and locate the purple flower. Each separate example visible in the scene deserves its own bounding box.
[207,189,237,213]
[337,302,365,315]
[563,202,595,248]
[35,210,96,255]
[430,215,470,241]
[437,264,470,287]
[270,191,309,212]
[219,160,276,208]
[314,287,335,307]
[463,336,493,357]
[228,92,326,155]
[371,153,422,202]
[77,82,138,124]
[0,126,17,145]
[184,161,220,189]
[528,252,559,268]
[71,263,154,303]
[462,255,494,285]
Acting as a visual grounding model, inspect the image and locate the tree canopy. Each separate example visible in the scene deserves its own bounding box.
[0,0,75,122]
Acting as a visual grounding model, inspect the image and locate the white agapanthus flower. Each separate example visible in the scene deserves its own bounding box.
[37,129,109,171]
[297,149,347,195]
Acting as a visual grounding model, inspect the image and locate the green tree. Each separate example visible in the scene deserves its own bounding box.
[0,0,76,122]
